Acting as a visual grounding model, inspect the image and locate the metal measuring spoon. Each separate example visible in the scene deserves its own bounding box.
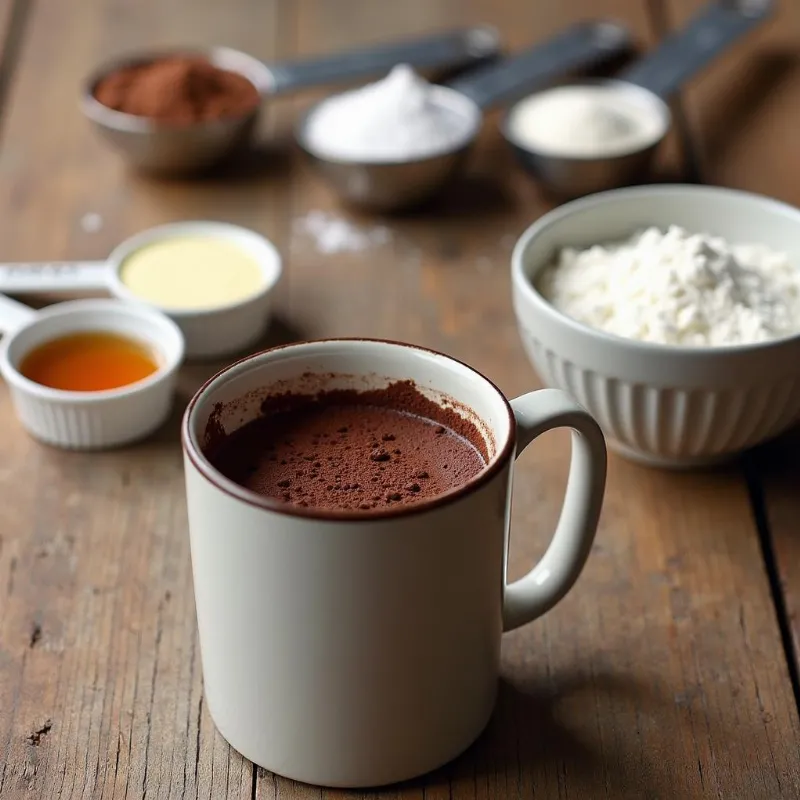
[295,21,633,212]
[503,0,773,198]
[81,27,501,175]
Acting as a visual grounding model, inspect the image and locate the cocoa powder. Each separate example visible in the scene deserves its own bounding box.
[93,56,260,125]
[205,380,489,513]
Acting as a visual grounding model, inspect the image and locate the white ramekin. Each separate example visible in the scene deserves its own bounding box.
[0,296,185,449]
[0,221,283,360]
[512,184,800,467]
[107,221,283,359]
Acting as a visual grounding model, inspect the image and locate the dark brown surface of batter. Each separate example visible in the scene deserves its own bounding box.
[207,381,487,512]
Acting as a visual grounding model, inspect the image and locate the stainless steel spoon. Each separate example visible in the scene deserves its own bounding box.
[296,21,633,212]
[81,26,501,175]
[503,0,773,198]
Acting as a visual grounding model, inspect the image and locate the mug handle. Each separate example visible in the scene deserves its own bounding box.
[503,389,607,632]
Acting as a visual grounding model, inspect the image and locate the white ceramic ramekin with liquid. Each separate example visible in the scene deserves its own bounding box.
[0,294,184,449]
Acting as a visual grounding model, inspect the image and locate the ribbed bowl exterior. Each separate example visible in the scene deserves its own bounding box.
[7,375,177,450]
[510,184,800,468]
[518,329,800,466]
[0,298,185,451]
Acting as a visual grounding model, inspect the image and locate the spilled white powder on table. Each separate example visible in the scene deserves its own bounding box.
[475,256,493,274]
[292,210,392,255]
[538,225,800,346]
[80,212,103,233]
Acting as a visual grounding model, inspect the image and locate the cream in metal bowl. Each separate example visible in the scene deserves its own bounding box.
[511,184,800,467]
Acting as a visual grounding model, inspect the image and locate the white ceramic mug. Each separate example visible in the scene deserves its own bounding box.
[181,339,607,788]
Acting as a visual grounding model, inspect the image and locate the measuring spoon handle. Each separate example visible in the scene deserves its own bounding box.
[265,26,501,95]
[447,21,633,110]
[0,262,110,294]
[620,0,773,98]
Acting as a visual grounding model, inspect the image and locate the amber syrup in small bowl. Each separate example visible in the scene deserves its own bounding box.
[19,331,158,392]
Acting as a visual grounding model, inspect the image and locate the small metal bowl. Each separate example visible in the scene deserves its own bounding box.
[81,47,273,175]
[296,21,638,211]
[295,85,481,212]
[502,79,672,199]
[80,29,503,177]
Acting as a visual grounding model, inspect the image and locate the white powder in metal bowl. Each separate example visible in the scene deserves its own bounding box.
[507,84,667,158]
[537,226,800,346]
[302,64,477,162]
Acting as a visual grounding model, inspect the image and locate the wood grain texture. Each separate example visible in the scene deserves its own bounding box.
[0,0,798,798]
[0,0,290,798]
[663,0,800,692]
[0,0,16,45]
[0,0,29,132]
[257,0,800,798]
[663,0,800,196]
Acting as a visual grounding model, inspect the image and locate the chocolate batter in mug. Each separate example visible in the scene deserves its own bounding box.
[206,380,487,511]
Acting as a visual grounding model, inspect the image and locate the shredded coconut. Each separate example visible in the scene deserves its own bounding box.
[537,226,800,346]
[507,84,666,157]
[292,210,392,255]
[302,64,476,162]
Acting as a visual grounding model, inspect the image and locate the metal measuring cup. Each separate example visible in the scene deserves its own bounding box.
[503,0,773,198]
[295,21,634,212]
[81,27,501,175]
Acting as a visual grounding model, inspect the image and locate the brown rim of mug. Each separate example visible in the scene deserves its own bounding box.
[181,338,517,521]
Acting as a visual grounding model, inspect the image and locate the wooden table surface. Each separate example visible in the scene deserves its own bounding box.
[1,0,800,797]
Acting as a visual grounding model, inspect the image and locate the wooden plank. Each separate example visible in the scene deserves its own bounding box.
[662,0,800,196]
[0,0,29,130]
[0,1,797,800]
[256,1,800,798]
[662,0,800,691]
[0,0,290,797]
[0,1,15,46]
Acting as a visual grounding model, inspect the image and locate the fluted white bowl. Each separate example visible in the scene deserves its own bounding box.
[511,185,800,467]
[0,298,185,450]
